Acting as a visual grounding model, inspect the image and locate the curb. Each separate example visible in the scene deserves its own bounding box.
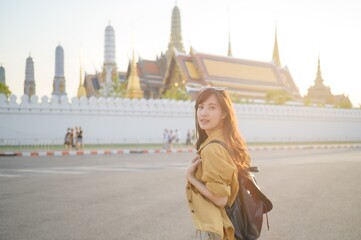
[248,144,361,151]
[0,148,196,157]
[1,144,360,157]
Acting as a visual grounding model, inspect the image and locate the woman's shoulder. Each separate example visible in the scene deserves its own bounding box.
[201,141,237,172]
[202,140,231,159]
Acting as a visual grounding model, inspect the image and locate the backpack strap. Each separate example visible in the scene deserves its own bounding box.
[209,140,229,151]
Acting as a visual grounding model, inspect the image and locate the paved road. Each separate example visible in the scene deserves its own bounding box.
[0,148,360,240]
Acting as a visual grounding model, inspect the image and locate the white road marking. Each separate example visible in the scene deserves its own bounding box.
[0,162,187,177]
[72,166,143,172]
[13,169,89,175]
[0,173,22,178]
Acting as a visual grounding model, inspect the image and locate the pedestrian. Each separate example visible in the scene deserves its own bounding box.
[167,129,175,150]
[163,129,169,149]
[70,128,74,149]
[64,128,71,149]
[77,127,83,149]
[175,129,181,144]
[185,87,251,240]
[64,128,72,149]
[75,127,79,149]
[186,129,192,145]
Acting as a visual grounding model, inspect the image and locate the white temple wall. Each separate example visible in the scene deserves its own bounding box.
[0,94,360,145]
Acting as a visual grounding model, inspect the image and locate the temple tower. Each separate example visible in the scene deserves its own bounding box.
[52,44,66,96]
[0,65,5,84]
[315,56,324,85]
[305,56,333,104]
[102,24,117,95]
[126,50,144,99]
[77,65,86,97]
[167,4,185,59]
[24,55,36,98]
[227,32,232,57]
[272,26,281,67]
[104,24,117,82]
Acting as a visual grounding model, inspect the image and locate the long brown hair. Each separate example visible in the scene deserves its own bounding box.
[195,87,250,169]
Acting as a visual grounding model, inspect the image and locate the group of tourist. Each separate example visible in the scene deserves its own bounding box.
[163,128,196,150]
[163,129,179,150]
[64,127,83,149]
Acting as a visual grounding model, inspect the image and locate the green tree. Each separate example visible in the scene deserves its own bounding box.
[229,93,251,104]
[112,80,127,98]
[303,97,312,106]
[265,90,292,104]
[98,80,127,98]
[0,82,11,98]
[162,85,190,101]
[230,92,242,104]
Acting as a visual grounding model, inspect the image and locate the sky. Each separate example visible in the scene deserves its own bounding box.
[0,0,360,107]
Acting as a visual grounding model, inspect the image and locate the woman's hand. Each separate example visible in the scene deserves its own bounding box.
[185,154,228,208]
[185,154,201,180]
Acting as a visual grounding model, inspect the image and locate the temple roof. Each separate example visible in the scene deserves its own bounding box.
[165,49,300,98]
[123,58,165,94]
[138,59,162,76]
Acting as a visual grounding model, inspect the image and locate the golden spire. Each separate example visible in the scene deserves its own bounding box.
[315,54,324,85]
[272,24,281,67]
[77,65,86,97]
[169,4,185,53]
[227,7,232,57]
[227,31,232,57]
[126,49,144,99]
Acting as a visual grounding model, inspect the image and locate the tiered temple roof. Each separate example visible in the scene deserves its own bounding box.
[163,48,300,100]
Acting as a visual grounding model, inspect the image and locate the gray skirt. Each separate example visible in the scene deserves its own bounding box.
[195,230,221,240]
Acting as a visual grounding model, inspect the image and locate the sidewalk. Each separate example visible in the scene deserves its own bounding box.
[1,143,361,157]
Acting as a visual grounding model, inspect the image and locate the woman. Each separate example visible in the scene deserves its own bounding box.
[185,87,251,240]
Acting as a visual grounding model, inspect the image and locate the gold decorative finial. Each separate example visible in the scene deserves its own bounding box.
[227,8,232,57]
[272,22,281,67]
[126,47,144,99]
[228,31,232,57]
[315,53,324,85]
[77,65,86,97]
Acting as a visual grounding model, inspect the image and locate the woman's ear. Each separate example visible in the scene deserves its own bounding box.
[222,112,228,119]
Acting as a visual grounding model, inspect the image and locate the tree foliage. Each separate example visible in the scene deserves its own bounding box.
[0,82,11,98]
[334,96,353,109]
[98,81,127,98]
[265,90,293,104]
[112,80,127,98]
[162,85,190,101]
[229,92,253,104]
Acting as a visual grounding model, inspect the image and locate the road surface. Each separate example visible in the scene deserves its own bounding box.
[0,148,360,240]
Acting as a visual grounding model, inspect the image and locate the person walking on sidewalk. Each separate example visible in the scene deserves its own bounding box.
[77,127,83,149]
[186,129,192,145]
[167,129,175,150]
[64,128,71,149]
[185,87,251,240]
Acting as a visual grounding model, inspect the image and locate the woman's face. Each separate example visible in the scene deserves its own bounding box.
[197,94,226,134]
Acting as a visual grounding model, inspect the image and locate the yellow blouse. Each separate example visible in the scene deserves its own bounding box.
[186,129,239,240]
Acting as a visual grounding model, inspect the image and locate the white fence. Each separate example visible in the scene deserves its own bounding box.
[1,94,361,146]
